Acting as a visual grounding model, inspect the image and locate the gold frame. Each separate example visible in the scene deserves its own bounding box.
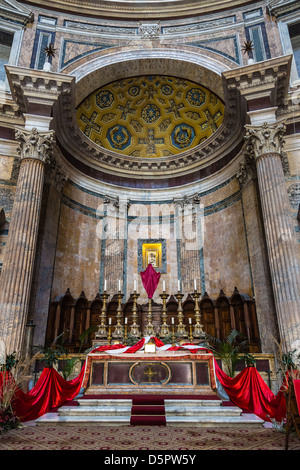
[142,242,162,269]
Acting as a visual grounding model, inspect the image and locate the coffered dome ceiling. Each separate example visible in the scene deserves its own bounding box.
[76,75,225,159]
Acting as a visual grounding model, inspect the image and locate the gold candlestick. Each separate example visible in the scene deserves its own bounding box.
[192,290,205,338]
[124,321,128,345]
[171,323,176,347]
[159,292,169,337]
[144,298,155,336]
[130,291,141,337]
[189,322,193,343]
[175,292,187,337]
[113,290,124,338]
[107,323,112,345]
[95,291,109,338]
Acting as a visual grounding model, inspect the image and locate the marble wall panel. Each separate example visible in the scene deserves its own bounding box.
[51,195,102,300]
[50,177,253,306]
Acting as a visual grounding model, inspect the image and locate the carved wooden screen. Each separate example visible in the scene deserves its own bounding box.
[200,295,216,338]
[215,292,231,340]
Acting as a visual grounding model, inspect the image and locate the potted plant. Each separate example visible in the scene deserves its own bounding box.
[204,329,248,378]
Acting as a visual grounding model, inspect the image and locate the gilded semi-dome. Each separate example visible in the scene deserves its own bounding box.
[76,75,225,159]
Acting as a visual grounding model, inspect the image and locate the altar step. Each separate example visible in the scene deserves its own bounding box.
[35,397,265,427]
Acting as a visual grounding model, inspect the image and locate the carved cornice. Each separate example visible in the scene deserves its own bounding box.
[267,0,300,18]
[19,0,257,20]
[5,65,75,117]
[223,55,293,110]
[15,127,55,164]
[173,193,201,207]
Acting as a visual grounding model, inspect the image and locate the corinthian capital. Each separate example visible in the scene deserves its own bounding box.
[244,122,286,158]
[15,127,55,164]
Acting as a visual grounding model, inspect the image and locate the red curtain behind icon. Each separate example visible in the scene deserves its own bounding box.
[140,264,161,299]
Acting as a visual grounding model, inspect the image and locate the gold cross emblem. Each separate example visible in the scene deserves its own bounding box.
[144,365,157,382]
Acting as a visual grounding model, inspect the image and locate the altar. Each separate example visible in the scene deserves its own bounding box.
[81,345,217,396]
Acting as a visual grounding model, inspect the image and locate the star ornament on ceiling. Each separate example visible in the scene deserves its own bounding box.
[242,40,254,57]
[44,43,56,59]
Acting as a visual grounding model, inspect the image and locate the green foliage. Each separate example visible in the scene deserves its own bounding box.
[60,356,82,380]
[123,332,139,346]
[1,352,19,372]
[281,350,300,371]
[243,352,256,367]
[204,329,248,378]
[33,344,65,368]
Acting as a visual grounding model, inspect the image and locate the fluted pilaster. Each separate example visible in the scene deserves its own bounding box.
[245,122,300,354]
[0,127,54,354]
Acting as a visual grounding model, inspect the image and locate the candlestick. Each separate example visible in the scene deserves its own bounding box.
[130,290,141,337]
[144,298,155,336]
[113,290,124,338]
[192,291,205,338]
[175,291,187,337]
[95,291,110,338]
[159,291,169,337]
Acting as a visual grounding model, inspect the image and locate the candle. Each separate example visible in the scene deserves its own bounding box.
[134,280,137,292]
[163,280,165,292]
[172,317,174,324]
[194,279,197,291]
[104,279,107,291]
[125,317,127,324]
[109,318,111,325]
[189,317,192,324]
[178,280,180,291]
[118,280,121,291]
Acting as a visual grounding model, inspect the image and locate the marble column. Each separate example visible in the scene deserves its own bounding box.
[28,156,68,346]
[245,122,300,354]
[0,127,54,354]
[236,155,279,353]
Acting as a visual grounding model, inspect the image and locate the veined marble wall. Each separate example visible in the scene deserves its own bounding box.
[51,176,253,304]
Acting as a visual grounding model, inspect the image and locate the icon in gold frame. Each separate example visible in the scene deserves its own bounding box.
[142,243,162,269]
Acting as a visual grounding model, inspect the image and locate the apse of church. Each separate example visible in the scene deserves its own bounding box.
[0,0,299,370]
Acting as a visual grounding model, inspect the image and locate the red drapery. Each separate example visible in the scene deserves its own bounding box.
[214,360,286,422]
[9,365,85,422]
[0,339,289,424]
[140,264,161,299]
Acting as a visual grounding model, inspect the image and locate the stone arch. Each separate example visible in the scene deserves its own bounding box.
[68,45,232,107]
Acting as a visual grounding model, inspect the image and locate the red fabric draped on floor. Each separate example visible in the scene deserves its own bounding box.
[214,360,286,422]
[10,366,85,422]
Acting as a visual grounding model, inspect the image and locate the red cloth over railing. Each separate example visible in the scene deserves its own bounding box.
[214,360,286,422]
[140,264,160,299]
[10,366,85,422]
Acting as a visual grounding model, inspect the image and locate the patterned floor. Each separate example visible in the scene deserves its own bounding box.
[0,422,299,451]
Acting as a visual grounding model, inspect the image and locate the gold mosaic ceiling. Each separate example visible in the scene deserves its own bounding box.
[76,75,225,158]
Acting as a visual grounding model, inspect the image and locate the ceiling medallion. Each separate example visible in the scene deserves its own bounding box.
[76,75,225,159]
